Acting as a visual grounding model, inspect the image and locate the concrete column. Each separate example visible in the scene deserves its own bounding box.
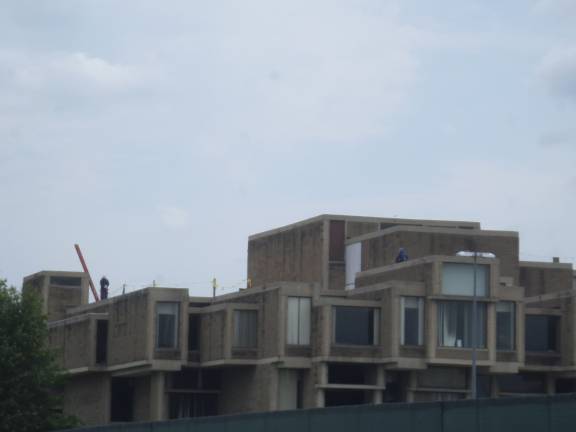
[149,372,165,421]
[406,371,417,402]
[487,302,496,362]
[315,363,327,408]
[372,365,385,404]
[390,295,400,358]
[322,306,331,357]
[425,300,436,360]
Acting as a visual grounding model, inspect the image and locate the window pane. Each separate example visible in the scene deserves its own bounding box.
[496,302,515,351]
[156,302,179,349]
[287,297,311,345]
[442,263,488,296]
[234,310,258,348]
[438,301,486,348]
[345,243,362,289]
[525,315,559,352]
[298,298,311,345]
[402,297,423,346]
[334,307,378,345]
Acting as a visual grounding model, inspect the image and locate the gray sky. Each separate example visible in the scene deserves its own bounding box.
[1,0,575,297]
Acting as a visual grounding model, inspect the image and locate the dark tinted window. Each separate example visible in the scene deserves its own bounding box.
[49,276,82,286]
[499,373,547,394]
[334,306,378,345]
[525,315,559,352]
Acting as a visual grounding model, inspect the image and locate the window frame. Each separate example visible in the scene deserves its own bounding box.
[496,301,516,351]
[441,262,489,297]
[332,306,380,346]
[156,302,180,350]
[437,300,487,349]
[401,296,424,346]
[286,297,312,346]
[233,309,258,349]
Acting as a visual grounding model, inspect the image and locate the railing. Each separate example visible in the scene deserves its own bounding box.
[61,394,576,432]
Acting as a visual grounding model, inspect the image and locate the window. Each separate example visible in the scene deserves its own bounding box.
[287,297,311,345]
[345,243,362,290]
[401,297,424,346]
[333,306,379,346]
[437,301,486,348]
[496,302,515,351]
[233,310,257,348]
[156,302,179,349]
[188,314,200,351]
[525,315,559,352]
[442,263,489,296]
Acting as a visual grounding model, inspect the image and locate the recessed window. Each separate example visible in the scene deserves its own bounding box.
[287,297,311,345]
[496,302,515,351]
[401,297,424,346]
[156,302,179,349]
[437,301,486,348]
[333,306,379,346]
[233,310,258,348]
[442,263,489,297]
[525,315,559,352]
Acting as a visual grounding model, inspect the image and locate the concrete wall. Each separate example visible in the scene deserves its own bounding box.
[49,318,94,369]
[520,264,574,297]
[200,310,226,362]
[64,374,110,426]
[108,291,149,366]
[360,229,519,284]
[247,220,324,288]
[219,365,277,414]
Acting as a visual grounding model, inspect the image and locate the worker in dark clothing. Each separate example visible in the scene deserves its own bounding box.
[395,248,409,263]
[100,276,109,300]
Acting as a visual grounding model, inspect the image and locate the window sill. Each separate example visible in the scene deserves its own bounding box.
[332,344,378,348]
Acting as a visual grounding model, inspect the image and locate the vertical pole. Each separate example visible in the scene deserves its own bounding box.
[74,244,100,302]
[471,252,478,399]
[212,278,217,298]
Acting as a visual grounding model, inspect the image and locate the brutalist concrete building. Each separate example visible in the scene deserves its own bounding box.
[23,215,576,426]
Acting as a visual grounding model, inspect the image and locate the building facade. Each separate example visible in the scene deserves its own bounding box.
[24,215,576,425]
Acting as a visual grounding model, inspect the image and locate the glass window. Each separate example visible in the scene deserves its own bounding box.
[496,302,515,351]
[345,243,362,290]
[525,315,559,352]
[437,301,486,348]
[401,297,423,346]
[233,310,258,348]
[157,302,179,349]
[287,297,311,345]
[442,263,489,296]
[333,306,379,346]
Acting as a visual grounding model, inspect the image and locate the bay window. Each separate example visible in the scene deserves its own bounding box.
[287,297,311,345]
[437,301,486,348]
[333,306,379,346]
[442,263,489,296]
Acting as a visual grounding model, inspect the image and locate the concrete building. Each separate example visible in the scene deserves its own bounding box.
[23,215,576,425]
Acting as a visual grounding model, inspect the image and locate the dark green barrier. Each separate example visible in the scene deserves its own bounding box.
[62,394,576,432]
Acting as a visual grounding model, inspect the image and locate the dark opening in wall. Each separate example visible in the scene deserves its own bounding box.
[328,363,368,385]
[329,220,345,262]
[170,368,222,390]
[556,379,576,393]
[383,371,408,403]
[499,373,547,394]
[324,390,368,407]
[188,314,200,351]
[110,378,134,422]
[49,276,82,286]
[95,320,108,365]
[169,393,218,419]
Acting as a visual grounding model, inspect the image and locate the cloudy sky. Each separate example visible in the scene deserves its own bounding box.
[1,0,575,297]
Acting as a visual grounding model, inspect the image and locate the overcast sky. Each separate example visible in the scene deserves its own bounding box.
[1,0,575,297]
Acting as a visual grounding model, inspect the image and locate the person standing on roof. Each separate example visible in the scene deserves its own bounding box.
[100,276,109,300]
[395,248,409,263]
